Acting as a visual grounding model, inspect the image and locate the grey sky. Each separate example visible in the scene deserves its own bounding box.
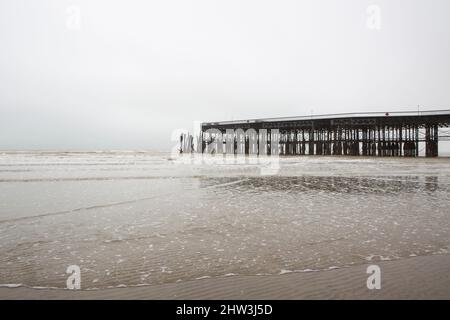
[0,0,449,150]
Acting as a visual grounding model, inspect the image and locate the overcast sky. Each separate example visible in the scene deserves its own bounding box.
[0,0,449,150]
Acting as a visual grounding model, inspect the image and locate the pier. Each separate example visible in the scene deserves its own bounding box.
[181,110,450,157]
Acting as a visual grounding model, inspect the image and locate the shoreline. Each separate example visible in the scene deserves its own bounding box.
[1,254,450,300]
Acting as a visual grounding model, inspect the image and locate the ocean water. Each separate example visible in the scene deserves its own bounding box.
[0,151,449,289]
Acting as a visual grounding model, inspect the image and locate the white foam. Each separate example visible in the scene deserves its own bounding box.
[279,269,292,275]
[0,283,23,288]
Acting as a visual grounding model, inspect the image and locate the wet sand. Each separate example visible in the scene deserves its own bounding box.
[1,253,450,299]
[1,152,450,299]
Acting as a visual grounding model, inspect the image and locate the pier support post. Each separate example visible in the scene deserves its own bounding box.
[425,125,439,157]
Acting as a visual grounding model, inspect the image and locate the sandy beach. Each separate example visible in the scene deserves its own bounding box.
[1,253,450,300]
[1,152,450,299]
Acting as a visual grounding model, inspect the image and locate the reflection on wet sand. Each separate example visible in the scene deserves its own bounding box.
[200,175,444,195]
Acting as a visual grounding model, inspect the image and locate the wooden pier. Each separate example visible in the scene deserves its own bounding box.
[182,110,450,157]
